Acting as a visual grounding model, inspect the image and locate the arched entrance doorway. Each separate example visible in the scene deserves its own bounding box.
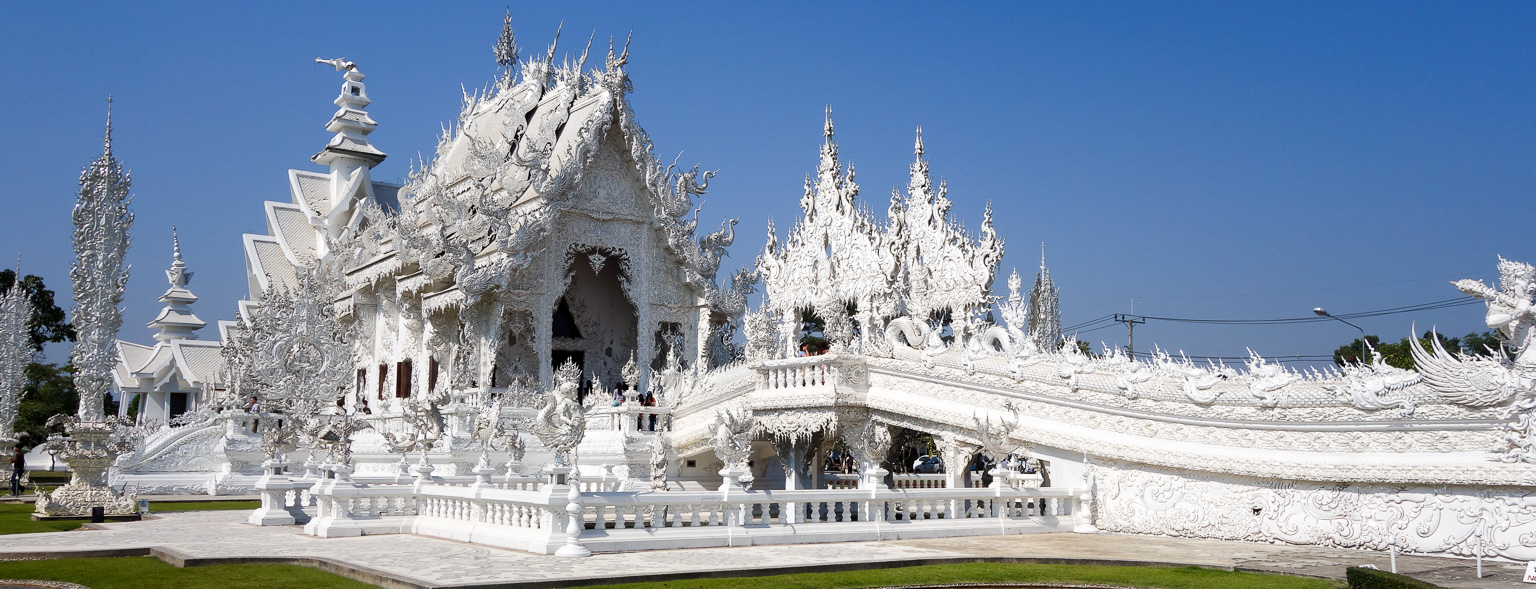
[551,249,638,401]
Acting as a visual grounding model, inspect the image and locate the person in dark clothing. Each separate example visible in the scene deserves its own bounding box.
[10,445,24,497]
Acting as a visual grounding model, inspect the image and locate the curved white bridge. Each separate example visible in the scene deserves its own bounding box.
[658,342,1535,561]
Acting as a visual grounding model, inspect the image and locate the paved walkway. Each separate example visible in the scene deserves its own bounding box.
[0,511,1522,588]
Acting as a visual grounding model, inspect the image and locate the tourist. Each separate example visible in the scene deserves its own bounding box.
[797,344,809,358]
[642,391,658,431]
[9,445,23,497]
[246,396,262,433]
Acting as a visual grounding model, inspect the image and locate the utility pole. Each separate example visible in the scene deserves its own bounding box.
[1114,314,1146,358]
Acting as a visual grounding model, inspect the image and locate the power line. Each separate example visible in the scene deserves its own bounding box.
[1062,314,1114,332]
[1126,350,1334,364]
[1054,295,1483,361]
[1131,297,1478,326]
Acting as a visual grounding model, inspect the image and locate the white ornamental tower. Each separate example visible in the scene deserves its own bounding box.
[0,260,33,448]
[1027,244,1061,351]
[147,228,205,342]
[311,58,387,253]
[70,98,134,421]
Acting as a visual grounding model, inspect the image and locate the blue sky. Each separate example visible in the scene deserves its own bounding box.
[2,2,1532,365]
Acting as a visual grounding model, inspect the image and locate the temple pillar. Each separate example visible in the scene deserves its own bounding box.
[779,315,799,358]
[536,293,555,389]
[810,432,832,489]
[636,308,654,394]
[854,297,872,355]
[939,435,977,489]
[773,436,815,490]
[695,304,711,369]
[478,296,504,388]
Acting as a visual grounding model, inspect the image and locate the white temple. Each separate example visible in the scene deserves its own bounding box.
[114,230,220,424]
[87,16,1536,561]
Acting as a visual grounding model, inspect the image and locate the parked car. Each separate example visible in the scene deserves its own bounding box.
[912,455,943,474]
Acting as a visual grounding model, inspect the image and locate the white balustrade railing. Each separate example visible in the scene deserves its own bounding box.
[301,479,1085,554]
[759,356,840,390]
[823,472,949,489]
[587,404,671,434]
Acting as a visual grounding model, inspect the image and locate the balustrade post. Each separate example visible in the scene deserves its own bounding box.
[1072,490,1098,533]
[548,465,591,557]
[248,459,309,526]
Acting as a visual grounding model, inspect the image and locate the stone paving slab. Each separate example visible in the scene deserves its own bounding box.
[0,511,1522,588]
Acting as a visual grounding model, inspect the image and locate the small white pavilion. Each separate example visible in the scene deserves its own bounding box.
[113,230,223,423]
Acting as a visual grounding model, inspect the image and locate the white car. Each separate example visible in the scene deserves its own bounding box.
[912,455,943,474]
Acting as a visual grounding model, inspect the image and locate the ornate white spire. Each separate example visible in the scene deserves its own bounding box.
[0,257,33,445]
[1027,243,1061,351]
[103,96,114,154]
[148,227,204,342]
[311,58,386,171]
[71,99,134,420]
[494,10,519,83]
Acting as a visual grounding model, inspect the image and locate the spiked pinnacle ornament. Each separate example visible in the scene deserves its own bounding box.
[0,257,33,446]
[1027,243,1061,352]
[71,97,134,421]
[494,10,518,83]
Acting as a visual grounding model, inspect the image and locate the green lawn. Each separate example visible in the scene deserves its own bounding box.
[0,500,261,535]
[0,503,88,534]
[601,563,1345,589]
[0,556,372,589]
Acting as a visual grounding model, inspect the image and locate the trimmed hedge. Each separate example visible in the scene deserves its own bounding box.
[1346,566,1443,589]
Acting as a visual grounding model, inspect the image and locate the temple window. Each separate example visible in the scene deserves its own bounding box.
[428,357,439,393]
[395,359,413,398]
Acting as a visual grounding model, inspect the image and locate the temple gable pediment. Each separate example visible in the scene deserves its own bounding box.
[566,137,649,223]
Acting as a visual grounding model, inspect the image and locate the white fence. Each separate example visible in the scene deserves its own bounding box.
[823,472,950,489]
[302,479,1087,555]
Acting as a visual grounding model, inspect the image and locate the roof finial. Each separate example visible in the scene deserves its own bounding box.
[172,226,183,263]
[1040,242,1047,271]
[103,96,114,154]
[576,30,595,71]
[823,105,834,138]
[606,30,633,70]
[914,125,924,157]
[494,10,518,77]
[545,21,563,64]
[315,57,356,72]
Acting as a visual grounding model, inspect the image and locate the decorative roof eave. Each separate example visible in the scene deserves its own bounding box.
[422,285,464,316]
[343,250,403,289]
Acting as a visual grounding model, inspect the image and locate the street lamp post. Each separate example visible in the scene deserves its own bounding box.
[1314,307,1369,365]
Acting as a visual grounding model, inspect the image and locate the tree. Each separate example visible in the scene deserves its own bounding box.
[0,270,74,352]
[15,362,76,449]
[797,307,826,352]
[1461,330,1516,360]
[1332,335,1380,366]
[1333,330,1511,371]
